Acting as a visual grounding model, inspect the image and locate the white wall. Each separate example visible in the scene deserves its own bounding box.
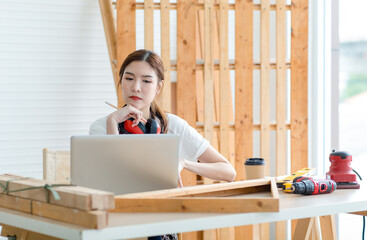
[0,0,117,178]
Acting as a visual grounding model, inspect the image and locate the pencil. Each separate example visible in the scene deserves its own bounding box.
[105,101,147,123]
[105,101,119,110]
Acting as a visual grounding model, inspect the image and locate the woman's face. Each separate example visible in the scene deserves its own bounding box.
[121,61,162,117]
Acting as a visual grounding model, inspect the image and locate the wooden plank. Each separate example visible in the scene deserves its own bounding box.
[203,0,214,146]
[319,215,337,240]
[171,82,177,114]
[196,7,205,123]
[276,1,287,239]
[235,0,254,239]
[290,0,308,235]
[290,0,308,174]
[196,69,205,123]
[0,174,114,211]
[260,1,270,239]
[351,210,367,216]
[292,217,314,240]
[32,201,108,229]
[111,197,278,213]
[218,2,234,238]
[235,0,254,181]
[203,0,215,190]
[219,0,230,161]
[213,9,220,124]
[134,2,293,11]
[168,61,291,71]
[1,225,62,240]
[160,0,171,112]
[260,0,270,178]
[275,0,287,190]
[1,225,29,240]
[112,179,279,213]
[196,122,291,131]
[177,0,197,187]
[116,0,135,108]
[136,1,291,11]
[117,178,273,198]
[0,194,31,213]
[144,0,154,50]
[98,0,119,108]
[311,216,322,240]
[43,148,70,184]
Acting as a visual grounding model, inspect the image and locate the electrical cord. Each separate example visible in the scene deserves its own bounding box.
[352,169,364,240]
[363,215,365,240]
[353,169,363,181]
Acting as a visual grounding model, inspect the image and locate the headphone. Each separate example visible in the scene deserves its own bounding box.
[119,118,161,134]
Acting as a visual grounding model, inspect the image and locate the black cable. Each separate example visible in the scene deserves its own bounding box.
[364,195,366,240]
[353,169,363,181]
[352,168,364,239]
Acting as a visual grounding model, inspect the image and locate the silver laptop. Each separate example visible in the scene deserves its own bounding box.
[70,134,179,195]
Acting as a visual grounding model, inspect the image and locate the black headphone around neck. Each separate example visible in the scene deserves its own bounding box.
[119,118,161,134]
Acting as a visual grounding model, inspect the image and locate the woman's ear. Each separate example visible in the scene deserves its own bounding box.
[156,80,164,95]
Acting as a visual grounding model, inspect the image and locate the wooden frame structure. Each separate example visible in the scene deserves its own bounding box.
[97,0,309,239]
[112,178,279,213]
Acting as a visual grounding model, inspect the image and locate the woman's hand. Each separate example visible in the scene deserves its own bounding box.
[177,158,186,188]
[106,105,146,134]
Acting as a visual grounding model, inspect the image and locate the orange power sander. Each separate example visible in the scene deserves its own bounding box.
[326,150,360,189]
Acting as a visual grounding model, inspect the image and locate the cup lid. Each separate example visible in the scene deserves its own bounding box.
[244,158,265,165]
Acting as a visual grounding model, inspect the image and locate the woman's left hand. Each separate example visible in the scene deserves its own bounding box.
[177,158,186,188]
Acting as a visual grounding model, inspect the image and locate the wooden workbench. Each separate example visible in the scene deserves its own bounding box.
[0,183,366,240]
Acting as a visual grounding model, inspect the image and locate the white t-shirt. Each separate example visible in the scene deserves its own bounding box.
[89,113,209,162]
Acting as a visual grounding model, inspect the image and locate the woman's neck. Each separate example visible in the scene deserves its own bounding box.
[142,108,151,121]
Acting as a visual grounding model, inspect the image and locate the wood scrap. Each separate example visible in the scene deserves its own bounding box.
[32,201,108,229]
[0,174,112,229]
[0,174,114,211]
[1,224,62,240]
[113,178,279,213]
[111,197,278,213]
[0,194,31,213]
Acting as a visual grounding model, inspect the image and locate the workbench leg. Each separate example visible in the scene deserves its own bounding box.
[310,217,321,240]
[276,221,287,239]
[292,217,314,240]
[252,224,260,240]
[1,225,61,240]
[1,225,28,240]
[219,227,235,240]
[319,215,337,240]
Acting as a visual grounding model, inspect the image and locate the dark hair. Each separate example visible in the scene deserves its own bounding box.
[119,49,168,133]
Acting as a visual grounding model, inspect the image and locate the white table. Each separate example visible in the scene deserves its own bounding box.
[1,183,366,240]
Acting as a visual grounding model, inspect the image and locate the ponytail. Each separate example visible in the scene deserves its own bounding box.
[150,100,168,133]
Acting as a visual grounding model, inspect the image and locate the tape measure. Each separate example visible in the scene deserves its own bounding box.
[277,168,315,188]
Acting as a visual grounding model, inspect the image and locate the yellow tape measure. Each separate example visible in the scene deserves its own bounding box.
[277,168,314,188]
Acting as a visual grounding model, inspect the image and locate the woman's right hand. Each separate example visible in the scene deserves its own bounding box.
[106,105,146,134]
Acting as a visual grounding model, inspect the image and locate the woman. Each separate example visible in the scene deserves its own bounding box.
[90,49,236,240]
[90,49,236,186]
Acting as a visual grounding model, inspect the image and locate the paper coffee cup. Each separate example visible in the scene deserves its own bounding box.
[244,158,265,180]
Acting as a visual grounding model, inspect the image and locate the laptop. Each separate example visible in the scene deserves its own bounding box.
[70,134,179,195]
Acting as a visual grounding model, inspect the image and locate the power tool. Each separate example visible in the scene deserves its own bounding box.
[326,150,360,189]
[277,168,314,188]
[283,176,337,195]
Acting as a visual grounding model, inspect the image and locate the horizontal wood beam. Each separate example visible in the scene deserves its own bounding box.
[195,122,291,131]
[167,60,291,71]
[131,2,292,11]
